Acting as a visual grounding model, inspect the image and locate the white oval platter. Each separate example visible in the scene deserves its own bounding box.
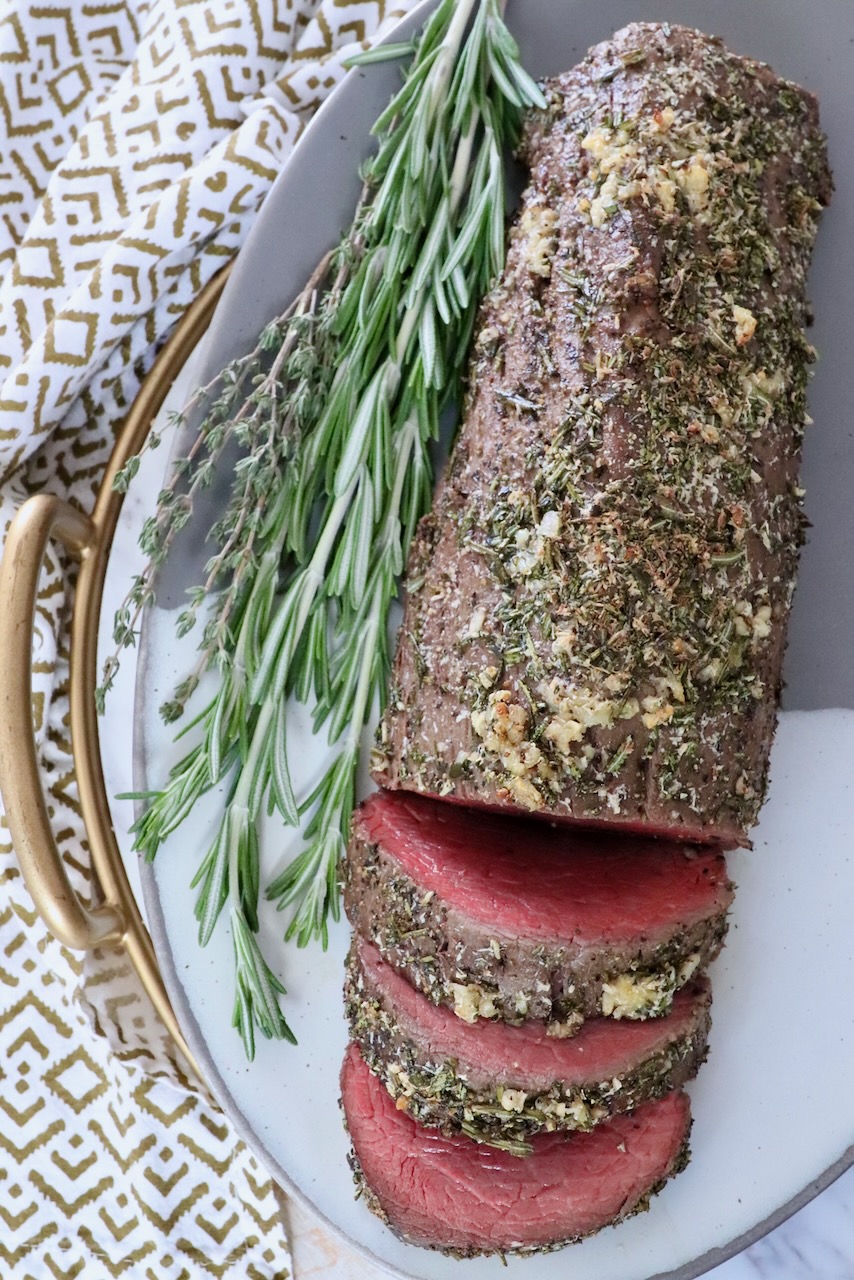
[103,1,854,1277]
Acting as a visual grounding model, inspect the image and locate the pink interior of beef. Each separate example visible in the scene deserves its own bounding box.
[341,1042,690,1252]
[356,937,709,1091]
[358,790,731,945]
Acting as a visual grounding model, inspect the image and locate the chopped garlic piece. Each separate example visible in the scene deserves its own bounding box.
[652,673,685,704]
[590,171,619,228]
[539,679,639,756]
[649,106,676,133]
[538,510,561,539]
[467,607,486,638]
[499,1088,527,1113]
[472,690,528,748]
[654,173,677,214]
[544,714,585,754]
[581,126,631,162]
[697,658,723,684]
[449,983,494,1024]
[566,1099,592,1126]
[641,700,674,730]
[520,205,559,277]
[732,304,757,345]
[742,368,784,399]
[478,993,497,1019]
[546,1012,585,1039]
[676,154,711,212]
[508,776,544,809]
[601,973,672,1018]
[733,600,772,644]
[752,604,772,641]
[552,626,576,656]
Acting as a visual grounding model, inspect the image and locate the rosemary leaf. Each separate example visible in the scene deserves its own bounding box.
[104,0,544,1055]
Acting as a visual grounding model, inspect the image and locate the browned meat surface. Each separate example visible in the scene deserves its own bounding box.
[341,1042,692,1256]
[343,790,732,1028]
[375,22,831,847]
[346,935,711,1151]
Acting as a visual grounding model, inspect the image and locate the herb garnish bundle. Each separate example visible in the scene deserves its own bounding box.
[105,0,543,1057]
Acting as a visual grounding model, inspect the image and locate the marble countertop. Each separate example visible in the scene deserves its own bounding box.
[284,1165,854,1280]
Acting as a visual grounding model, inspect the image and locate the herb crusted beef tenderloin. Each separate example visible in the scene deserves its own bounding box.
[346,935,711,1152]
[343,791,732,1029]
[342,1042,692,1256]
[374,23,831,846]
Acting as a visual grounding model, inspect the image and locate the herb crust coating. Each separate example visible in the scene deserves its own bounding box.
[345,937,711,1151]
[343,799,732,1029]
[375,22,832,846]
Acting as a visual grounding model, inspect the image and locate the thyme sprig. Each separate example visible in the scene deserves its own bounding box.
[102,250,338,717]
[105,0,543,1057]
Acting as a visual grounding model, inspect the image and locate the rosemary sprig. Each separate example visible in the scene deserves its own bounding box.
[106,0,544,1057]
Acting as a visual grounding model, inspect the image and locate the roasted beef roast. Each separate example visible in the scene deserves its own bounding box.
[342,1042,692,1256]
[342,19,831,1256]
[375,22,831,847]
[346,935,711,1150]
[344,789,732,1028]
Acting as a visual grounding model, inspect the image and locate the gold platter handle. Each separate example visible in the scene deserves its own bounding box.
[0,494,125,949]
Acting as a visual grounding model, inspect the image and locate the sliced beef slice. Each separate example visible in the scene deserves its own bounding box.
[346,935,710,1151]
[343,790,732,1028]
[342,1042,691,1256]
[374,22,831,847]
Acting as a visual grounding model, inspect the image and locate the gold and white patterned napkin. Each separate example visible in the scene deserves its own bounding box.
[0,1,410,1274]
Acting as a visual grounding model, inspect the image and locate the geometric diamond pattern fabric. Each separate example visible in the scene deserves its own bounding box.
[0,1,412,1275]
[0,821,294,1279]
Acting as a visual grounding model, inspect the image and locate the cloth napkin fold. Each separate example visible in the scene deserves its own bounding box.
[0,1,410,1275]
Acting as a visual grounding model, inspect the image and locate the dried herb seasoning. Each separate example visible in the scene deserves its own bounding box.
[377,24,831,845]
